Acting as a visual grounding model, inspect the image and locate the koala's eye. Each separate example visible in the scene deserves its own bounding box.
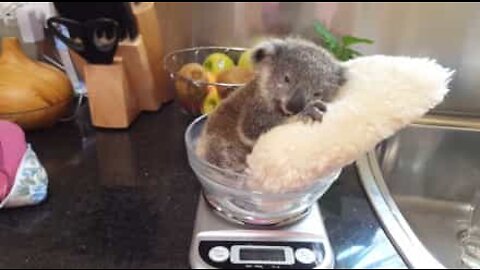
[313,92,323,98]
[284,75,290,83]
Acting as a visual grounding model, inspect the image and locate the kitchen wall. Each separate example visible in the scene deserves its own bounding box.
[1,3,478,115]
[156,2,480,116]
[0,3,43,59]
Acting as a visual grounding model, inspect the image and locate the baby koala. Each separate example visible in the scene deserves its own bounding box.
[197,38,346,172]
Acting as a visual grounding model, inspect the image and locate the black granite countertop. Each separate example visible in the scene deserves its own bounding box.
[0,103,406,269]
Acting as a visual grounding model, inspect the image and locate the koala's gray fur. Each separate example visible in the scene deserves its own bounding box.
[197,38,346,172]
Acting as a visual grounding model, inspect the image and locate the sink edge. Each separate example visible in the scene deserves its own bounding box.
[356,153,445,269]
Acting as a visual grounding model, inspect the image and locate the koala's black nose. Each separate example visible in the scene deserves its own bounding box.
[286,90,306,114]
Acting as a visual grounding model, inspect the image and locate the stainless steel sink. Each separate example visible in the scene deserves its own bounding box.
[357,117,480,268]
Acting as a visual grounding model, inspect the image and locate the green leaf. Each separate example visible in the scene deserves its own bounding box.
[338,48,363,61]
[335,47,346,61]
[313,21,373,61]
[338,52,350,61]
[342,35,374,47]
[313,21,339,51]
[350,50,363,56]
[345,49,363,58]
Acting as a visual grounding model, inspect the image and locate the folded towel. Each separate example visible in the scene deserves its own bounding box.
[247,55,453,193]
[0,146,8,199]
[0,121,27,200]
[0,145,48,209]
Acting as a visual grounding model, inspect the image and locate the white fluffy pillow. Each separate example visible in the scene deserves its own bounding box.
[247,55,453,193]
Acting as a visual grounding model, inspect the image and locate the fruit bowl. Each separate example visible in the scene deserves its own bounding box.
[164,47,253,116]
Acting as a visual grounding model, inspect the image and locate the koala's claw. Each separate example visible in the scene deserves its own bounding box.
[300,100,327,122]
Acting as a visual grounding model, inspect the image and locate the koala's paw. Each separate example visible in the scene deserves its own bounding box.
[300,100,327,122]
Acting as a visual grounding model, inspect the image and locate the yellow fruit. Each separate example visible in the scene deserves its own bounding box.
[217,66,255,85]
[177,63,209,81]
[202,86,221,115]
[203,53,235,76]
[238,50,254,70]
[175,63,210,113]
[206,71,216,84]
[216,67,255,99]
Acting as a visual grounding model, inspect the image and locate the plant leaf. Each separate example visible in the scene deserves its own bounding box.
[342,35,374,47]
[339,52,351,61]
[335,47,347,61]
[313,21,339,51]
[349,49,363,57]
[338,48,363,61]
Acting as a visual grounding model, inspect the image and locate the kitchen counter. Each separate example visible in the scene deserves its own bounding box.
[0,103,405,269]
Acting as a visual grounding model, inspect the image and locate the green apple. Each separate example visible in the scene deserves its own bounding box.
[203,53,235,76]
[238,50,254,70]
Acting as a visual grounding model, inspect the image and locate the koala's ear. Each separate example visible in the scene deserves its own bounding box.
[252,41,278,64]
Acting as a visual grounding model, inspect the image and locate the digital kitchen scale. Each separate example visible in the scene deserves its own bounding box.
[190,196,334,269]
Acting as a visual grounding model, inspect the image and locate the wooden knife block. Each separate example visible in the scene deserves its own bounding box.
[132,2,173,103]
[84,36,165,128]
[85,59,139,129]
[116,36,162,111]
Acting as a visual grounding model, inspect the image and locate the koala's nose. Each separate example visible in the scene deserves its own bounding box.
[286,90,306,114]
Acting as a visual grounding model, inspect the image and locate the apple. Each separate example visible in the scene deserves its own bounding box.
[203,53,235,76]
[202,86,221,115]
[216,66,255,98]
[238,50,254,70]
[175,63,211,114]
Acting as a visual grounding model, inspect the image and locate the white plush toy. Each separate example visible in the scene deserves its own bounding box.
[247,55,453,193]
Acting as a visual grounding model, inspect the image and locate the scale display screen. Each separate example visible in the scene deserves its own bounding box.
[239,248,286,261]
[231,245,295,265]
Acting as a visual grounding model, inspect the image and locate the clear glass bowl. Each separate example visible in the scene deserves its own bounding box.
[185,115,341,226]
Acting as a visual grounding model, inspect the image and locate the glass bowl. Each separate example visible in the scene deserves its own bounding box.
[185,115,341,226]
[164,47,249,116]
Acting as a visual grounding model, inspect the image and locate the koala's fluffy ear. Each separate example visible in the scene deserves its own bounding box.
[251,40,280,64]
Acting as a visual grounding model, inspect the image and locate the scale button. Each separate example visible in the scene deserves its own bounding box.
[208,246,230,263]
[295,248,316,264]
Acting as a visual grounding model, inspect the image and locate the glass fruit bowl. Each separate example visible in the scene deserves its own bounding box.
[164,47,252,116]
[185,115,341,226]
